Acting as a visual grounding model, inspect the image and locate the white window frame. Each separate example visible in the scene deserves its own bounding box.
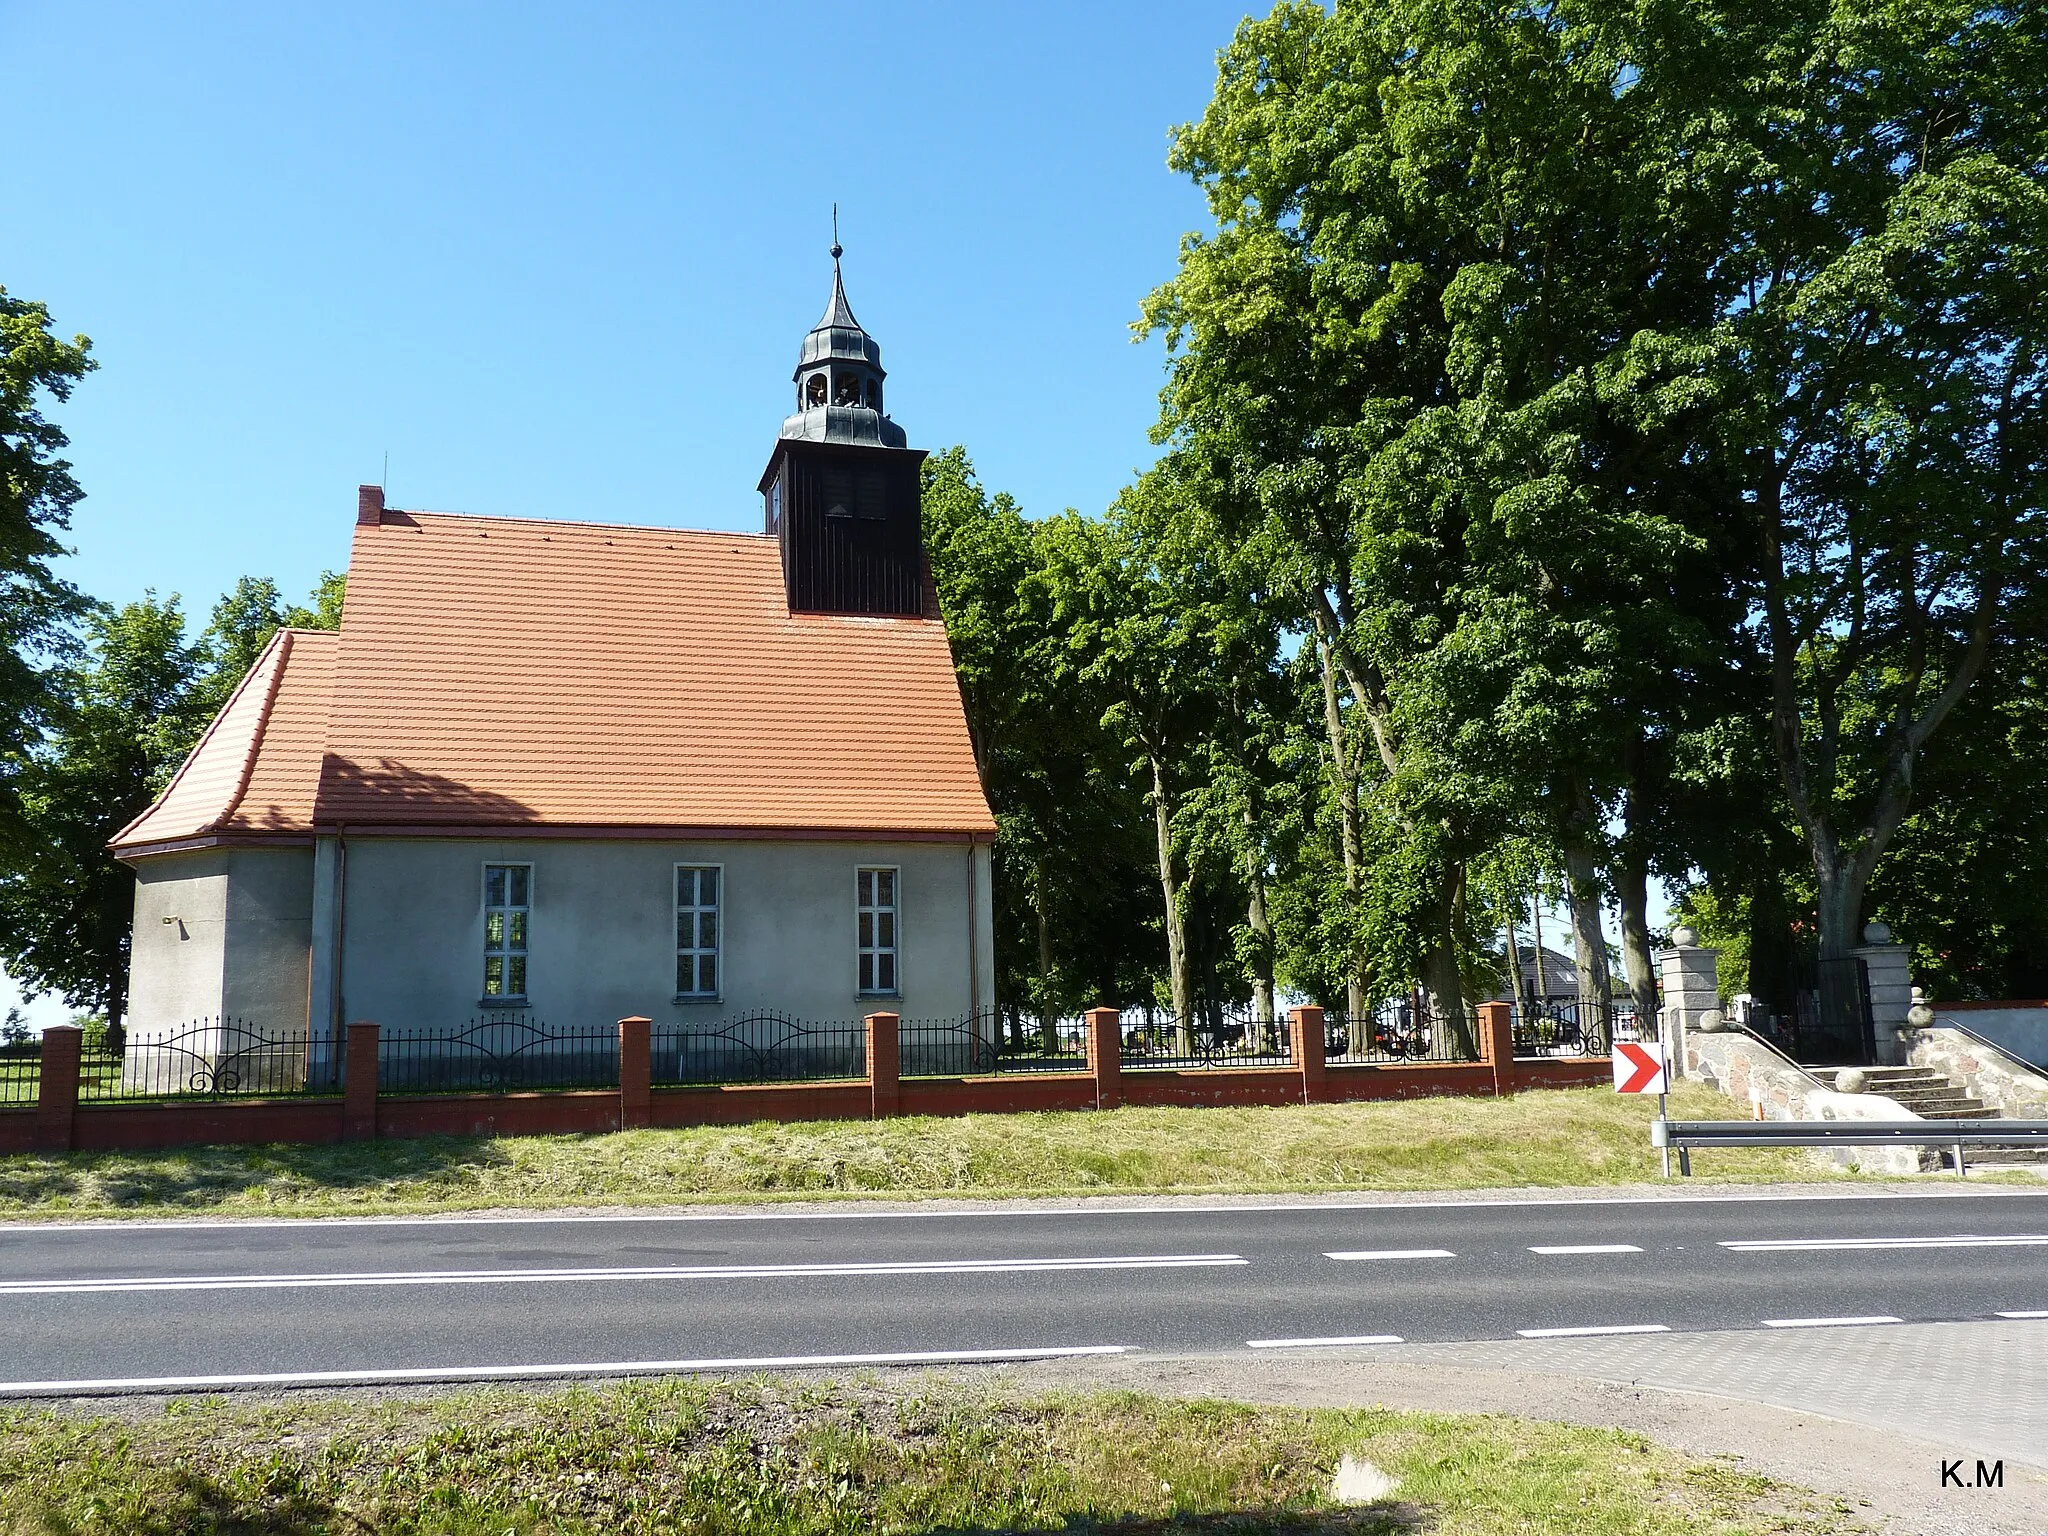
[481,862,532,1003]
[674,863,723,1001]
[856,866,900,997]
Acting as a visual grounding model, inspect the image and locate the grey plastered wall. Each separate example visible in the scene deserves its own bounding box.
[127,851,229,1030]
[335,836,994,1032]
[126,847,316,1034]
[1927,1007,2048,1071]
[220,847,315,1028]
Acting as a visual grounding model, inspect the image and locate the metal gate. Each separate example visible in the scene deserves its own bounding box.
[1790,956,1875,1065]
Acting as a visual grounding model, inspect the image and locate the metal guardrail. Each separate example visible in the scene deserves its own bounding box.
[1652,1118,2048,1179]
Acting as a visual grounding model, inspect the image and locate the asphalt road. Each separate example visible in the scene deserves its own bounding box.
[2,1188,2045,1393]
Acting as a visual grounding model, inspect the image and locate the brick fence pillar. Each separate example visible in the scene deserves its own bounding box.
[33,1023,82,1152]
[1478,1001,1515,1096]
[343,1020,380,1140]
[1085,1007,1122,1111]
[1292,1006,1326,1104]
[619,1015,652,1130]
[866,1012,900,1119]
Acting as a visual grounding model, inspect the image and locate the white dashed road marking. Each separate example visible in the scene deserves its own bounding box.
[1723,1235,2048,1252]
[0,1345,1133,1397]
[0,1254,1246,1296]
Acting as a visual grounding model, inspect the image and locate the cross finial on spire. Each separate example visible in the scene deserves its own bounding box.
[830,204,842,263]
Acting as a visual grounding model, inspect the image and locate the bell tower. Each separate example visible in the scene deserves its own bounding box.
[758,237,929,616]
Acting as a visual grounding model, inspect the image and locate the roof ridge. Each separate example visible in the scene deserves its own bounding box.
[395,510,778,540]
[215,630,294,829]
[107,628,294,847]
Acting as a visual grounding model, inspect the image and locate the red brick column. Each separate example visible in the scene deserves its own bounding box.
[1085,1007,1122,1111]
[343,1021,380,1140]
[618,1016,652,1130]
[1478,1001,1515,1096]
[866,1012,900,1119]
[1292,1005,1326,1104]
[32,1023,82,1152]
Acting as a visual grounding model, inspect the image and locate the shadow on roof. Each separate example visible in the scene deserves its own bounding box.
[314,754,543,824]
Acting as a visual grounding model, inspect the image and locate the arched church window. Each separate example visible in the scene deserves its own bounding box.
[833,372,863,407]
[805,373,828,408]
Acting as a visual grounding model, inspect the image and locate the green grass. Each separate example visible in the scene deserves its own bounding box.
[0,1082,1878,1220]
[0,1377,1861,1535]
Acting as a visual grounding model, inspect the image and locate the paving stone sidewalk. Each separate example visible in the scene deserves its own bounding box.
[1391,1318,2048,1470]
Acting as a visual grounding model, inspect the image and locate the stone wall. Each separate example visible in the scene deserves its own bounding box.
[1684,1024,1930,1172]
[1683,1026,1827,1120]
[1907,1023,2048,1117]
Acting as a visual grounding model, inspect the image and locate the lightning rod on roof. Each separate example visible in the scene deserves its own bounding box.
[831,203,841,262]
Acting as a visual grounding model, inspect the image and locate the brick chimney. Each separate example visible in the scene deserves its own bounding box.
[357,484,385,526]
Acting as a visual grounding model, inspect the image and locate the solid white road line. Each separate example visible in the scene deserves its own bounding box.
[1528,1244,1642,1255]
[4,1185,2041,1234]
[0,1254,1247,1296]
[1761,1315,1902,1329]
[1324,1249,1455,1261]
[1723,1235,2048,1252]
[1515,1323,1670,1338]
[1246,1334,1403,1349]
[1995,1310,2048,1319]
[0,1345,1132,1397]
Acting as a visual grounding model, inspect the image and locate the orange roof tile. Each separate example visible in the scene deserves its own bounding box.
[117,509,995,853]
[111,629,335,852]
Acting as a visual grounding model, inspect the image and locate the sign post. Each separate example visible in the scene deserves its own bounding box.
[1613,1041,1670,1176]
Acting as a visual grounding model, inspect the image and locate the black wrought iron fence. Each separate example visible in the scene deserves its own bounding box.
[378,1018,619,1094]
[899,1012,1091,1076]
[1324,999,1478,1064]
[0,1041,41,1105]
[79,1020,342,1101]
[655,1012,866,1087]
[1510,999,1613,1058]
[1117,1003,1296,1071]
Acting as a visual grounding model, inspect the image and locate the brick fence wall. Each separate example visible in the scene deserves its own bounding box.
[0,1003,1608,1155]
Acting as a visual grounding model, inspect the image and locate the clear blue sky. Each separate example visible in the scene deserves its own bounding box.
[3,1,1656,1027]
[1,0,1267,1025]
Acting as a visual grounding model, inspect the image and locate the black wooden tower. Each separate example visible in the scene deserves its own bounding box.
[757,241,928,616]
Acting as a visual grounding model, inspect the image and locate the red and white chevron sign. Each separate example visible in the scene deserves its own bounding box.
[1612,1042,1667,1095]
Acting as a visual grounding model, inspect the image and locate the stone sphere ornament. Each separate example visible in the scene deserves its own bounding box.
[1906,1001,1934,1029]
[1835,1067,1868,1094]
[1670,925,1698,948]
[1863,921,1893,944]
[1695,1008,1727,1033]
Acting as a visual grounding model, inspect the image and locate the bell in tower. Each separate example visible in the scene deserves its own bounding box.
[758,236,929,617]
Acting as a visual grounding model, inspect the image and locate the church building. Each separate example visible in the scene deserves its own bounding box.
[111,250,998,1047]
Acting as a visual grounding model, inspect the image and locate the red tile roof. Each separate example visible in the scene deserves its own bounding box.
[113,510,994,854]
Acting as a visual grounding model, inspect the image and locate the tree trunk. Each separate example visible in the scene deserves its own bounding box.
[1243,817,1277,1049]
[1563,855,1612,1037]
[1530,894,1549,1003]
[1316,633,1369,1020]
[1149,752,1195,1054]
[1612,853,1658,1038]
[1505,915,1530,1020]
[1034,868,1058,1054]
[1420,868,1478,1060]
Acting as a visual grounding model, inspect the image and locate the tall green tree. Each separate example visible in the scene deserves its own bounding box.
[1711,1,2048,959]
[0,288,95,850]
[178,571,345,755]
[0,598,206,1029]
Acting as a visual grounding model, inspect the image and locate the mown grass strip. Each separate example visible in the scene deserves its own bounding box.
[0,1084,1883,1221]
[0,1377,1860,1535]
